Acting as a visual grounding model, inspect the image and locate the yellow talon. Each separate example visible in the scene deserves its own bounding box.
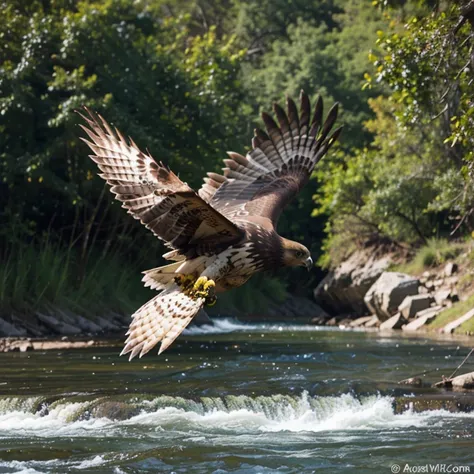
[176,275,216,303]
[204,279,215,291]
[188,276,216,300]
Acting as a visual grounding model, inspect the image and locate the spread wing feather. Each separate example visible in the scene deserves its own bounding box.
[78,108,244,255]
[198,91,342,225]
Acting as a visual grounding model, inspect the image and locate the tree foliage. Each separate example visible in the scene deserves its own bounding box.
[2,0,473,315]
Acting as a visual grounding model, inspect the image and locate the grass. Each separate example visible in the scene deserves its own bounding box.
[0,234,290,326]
[429,294,474,334]
[392,238,466,275]
[0,236,152,319]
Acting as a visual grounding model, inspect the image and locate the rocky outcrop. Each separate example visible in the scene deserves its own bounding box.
[313,251,392,315]
[364,272,420,321]
[398,294,434,319]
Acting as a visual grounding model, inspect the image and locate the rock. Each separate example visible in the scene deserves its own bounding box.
[36,312,82,335]
[433,278,445,288]
[364,315,380,328]
[451,371,474,389]
[433,371,474,390]
[92,401,140,420]
[0,338,33,352]
[444,276,459,288]
[399,377,423,386]
[349,316,374,327]
[424,280,435,291]
[380,313,406,330]
[434,288,459,307]
[418,286,429,294]
[422,271,431,279]
[264,296,329,321]
[415,305,442,318]
[402,306,442,331]
[326,317,338,326]
[398,294,435,319]
[310,316,327,325]
[51,307,104,334]
[364,272,420,321]
[95,316,121,331]
[394,393,474,413]
[442,308,474,334]
[0,317,28,337]
[313,251,392,316]
[444,262,458,277]
[338,318,353,328]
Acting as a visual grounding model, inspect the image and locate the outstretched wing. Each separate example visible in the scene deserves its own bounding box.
[79,108,244,255]
[121,285,204,359]
[199,91,342,226]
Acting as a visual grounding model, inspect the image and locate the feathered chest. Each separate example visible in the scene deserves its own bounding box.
[219,225,283,277]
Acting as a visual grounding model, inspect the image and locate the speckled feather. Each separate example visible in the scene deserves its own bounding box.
[198,91,342,225]
[78,91,341,358]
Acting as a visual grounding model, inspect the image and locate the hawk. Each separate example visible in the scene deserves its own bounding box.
[79,91,341,359]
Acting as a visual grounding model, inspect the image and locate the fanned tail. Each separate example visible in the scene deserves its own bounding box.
[121,285,205,360]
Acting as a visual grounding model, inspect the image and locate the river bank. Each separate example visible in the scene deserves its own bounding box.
[312,242,474,338]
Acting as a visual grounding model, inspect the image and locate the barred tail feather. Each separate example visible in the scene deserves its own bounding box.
[121,285,205,360]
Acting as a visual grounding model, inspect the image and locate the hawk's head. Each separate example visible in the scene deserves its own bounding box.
[280,238,313,271]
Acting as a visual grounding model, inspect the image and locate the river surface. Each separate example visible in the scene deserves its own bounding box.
[0,319,473,473]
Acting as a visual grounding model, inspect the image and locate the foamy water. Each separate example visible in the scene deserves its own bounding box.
[0,392,470,439]
[1,325,473,473]
[184,317,359,335]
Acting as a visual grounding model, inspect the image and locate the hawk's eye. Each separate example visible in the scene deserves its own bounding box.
[295,250,304,258]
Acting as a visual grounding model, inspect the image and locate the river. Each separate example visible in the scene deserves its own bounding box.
[0,320,473,473]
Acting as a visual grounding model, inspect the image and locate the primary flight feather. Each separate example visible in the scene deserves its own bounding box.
[79,91,341,359]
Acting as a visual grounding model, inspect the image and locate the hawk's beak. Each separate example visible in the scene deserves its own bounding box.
[305,256,313,271]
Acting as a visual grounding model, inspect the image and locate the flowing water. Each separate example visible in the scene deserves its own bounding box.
[0,320,473,473]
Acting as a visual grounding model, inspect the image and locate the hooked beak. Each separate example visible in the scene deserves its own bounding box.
[305,256,313,271]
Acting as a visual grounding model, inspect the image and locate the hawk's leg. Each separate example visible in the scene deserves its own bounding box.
[174,274,195,292]
[190,276,216,306]
[174,275,216,306]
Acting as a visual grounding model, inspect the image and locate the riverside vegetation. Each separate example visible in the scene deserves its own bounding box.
[2,0,474,334]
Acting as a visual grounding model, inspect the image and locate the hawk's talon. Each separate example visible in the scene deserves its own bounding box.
[189,276,215,301]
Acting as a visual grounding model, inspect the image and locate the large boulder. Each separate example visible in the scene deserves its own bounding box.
[364,272,420,321]
[313,251,392,315]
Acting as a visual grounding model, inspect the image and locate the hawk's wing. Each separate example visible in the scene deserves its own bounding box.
[79,109,244,255]
[199,91,342,226]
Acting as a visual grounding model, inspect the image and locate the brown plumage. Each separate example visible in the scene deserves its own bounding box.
[79,90,341,359]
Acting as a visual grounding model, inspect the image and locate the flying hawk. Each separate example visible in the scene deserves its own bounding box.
[79,91,341,359]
